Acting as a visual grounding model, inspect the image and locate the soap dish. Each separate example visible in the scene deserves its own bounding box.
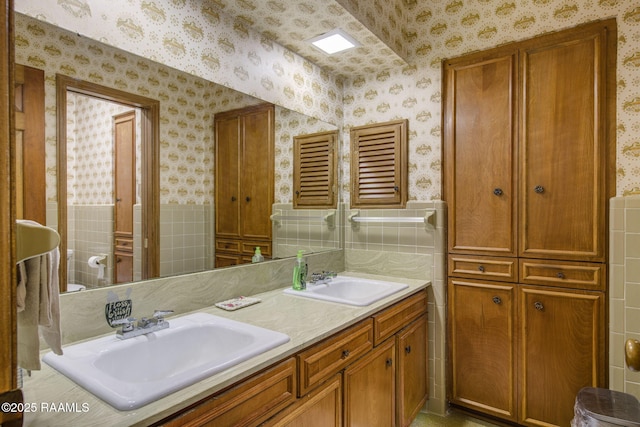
[215,296,261,311]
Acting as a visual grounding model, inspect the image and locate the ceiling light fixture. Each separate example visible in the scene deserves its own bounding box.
[308,28,360,55]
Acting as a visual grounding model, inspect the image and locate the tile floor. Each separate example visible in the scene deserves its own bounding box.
[410,410,501,427]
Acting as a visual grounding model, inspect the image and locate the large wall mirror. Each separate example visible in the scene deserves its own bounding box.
[15,13,342,293]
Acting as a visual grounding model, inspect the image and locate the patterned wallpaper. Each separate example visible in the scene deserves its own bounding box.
[15,0,344,126]
[14,0,640,200]
[14,14,329,206]
[197,0,408,77]
[336,0,411,60]
[342,0,640,200]
[67,93,140,205]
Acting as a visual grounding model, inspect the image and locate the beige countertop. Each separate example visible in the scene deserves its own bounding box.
[23,272,430,427]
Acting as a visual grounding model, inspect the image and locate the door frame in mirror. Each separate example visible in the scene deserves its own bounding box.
[56,74,160,289]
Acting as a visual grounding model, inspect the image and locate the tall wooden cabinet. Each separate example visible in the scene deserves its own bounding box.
[444,19,616,427]
[214,103,274,267]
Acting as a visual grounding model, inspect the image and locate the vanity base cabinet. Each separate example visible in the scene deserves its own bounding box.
[343,339,396,427]
[157,290,428,427]
[448,279,517,422]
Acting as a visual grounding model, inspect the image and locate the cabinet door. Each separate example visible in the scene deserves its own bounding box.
[519,286,604,427]
[443,49,518,257]
[343,339,395,427]
[519,24,611,261]
[215,114,241,239]
[396,314,428,427]
[241,104,273,240]
[448,279,517,421]
[264,374,342,427]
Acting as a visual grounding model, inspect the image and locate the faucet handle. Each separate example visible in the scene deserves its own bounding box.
[111,317,136,332]
[152,310,174,325]
[153,310,174,319]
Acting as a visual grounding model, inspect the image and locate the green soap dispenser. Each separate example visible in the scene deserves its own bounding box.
[292,250,307,290]
[252,247,264,263]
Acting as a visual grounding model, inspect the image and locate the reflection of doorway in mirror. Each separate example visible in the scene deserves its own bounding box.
[66,94,141,288]
[114,111,136,283]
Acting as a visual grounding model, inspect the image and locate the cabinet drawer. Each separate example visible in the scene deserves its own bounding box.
[373,291,427,346]
[448,255,517,282]
[115,237,134,253]
[216,239,241,254]
[242,241,272,257]
[519,259,605,291]
[215,254,242,268]
[297,319,373,396]
[160,358,296,427]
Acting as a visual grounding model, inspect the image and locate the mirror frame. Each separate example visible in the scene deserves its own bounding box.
[56,74,160,289]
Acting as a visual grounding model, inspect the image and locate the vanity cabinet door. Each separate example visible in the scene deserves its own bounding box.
[262,374,342,427]
[396,314,428,427]
[343,339,395,427]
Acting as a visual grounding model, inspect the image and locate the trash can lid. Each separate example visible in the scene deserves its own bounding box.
[576,388,640,426]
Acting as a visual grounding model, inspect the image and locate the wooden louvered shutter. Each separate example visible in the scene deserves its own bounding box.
[350,119,408,208]
[293,130,338,208]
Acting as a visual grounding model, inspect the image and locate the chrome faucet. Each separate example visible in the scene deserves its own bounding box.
[309,271,337,285]
[111,309,174,339]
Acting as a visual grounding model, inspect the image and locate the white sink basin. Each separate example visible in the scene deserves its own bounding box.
[43,312,289,410]
[283,275,409,306]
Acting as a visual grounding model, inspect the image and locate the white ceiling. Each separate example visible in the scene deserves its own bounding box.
[207,0,408,78]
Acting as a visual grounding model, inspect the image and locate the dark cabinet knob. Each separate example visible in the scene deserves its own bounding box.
[231,196,236,202]
[534,301,544,311]
[534,185,545,194]
[341,350,350,359]
[478,265,485,272]
[493,188,503,196]
[492,296,502,305]
[386,358,393,367]
[246,196,251,202]
[405,345,412,354]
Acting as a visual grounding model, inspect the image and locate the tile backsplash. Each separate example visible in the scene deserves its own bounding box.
[609,196,640,396]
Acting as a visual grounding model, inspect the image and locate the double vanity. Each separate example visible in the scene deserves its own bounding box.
[24,272,429,426]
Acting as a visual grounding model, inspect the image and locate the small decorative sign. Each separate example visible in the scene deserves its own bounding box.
[105,299,133,327]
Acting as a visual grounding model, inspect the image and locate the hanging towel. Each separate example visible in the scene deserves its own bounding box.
[17,247,63,371]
